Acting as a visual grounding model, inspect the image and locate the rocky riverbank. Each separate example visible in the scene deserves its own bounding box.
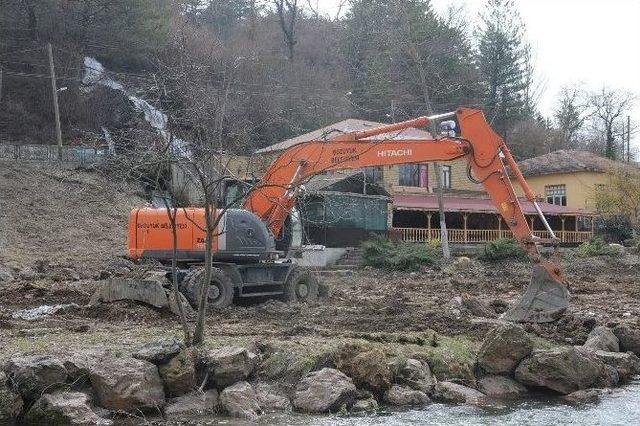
[2,320,640,424]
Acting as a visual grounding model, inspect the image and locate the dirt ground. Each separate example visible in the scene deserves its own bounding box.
[0,161,145,274]
[1,161,639,367]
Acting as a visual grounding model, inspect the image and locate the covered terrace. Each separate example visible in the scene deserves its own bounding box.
[391,194,594,245]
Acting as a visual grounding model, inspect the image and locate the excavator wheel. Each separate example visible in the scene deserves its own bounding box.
[179,267,234,310]
[282,268,319,303]
[502,264,569,323]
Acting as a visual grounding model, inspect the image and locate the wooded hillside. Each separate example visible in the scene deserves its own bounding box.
[0,0,634,159]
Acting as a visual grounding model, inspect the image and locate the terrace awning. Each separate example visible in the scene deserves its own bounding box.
[393,194,590,216]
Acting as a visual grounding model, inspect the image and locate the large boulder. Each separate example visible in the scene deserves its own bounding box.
[594,350,640,381]
[433,381,485,404]
[394,358,437,395]
[613,323,640,355]
[583,327,619,352]
[477,375,527,398]
[167,291,196,319]
[254,383,291,412]
[25,391,112,425]
[477,323,533,375]
[335,347,392,394]
[514,347,614,394]
[461,295,495,318]
[164,390,218,419]
[5,355,67,400]
[159,348,196,397]
[293,368,357,413]
[383,385,430,406]
[132,338,184,365]
[219,381,261,420]
[206,347,258,388]
[563,388,613,404]
[0,371,23,424]
[89,357,165,412]
[62,350,109,383]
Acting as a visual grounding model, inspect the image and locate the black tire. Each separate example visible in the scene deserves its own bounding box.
[282,268,319,303]
[275,214,293,252]
[179,267,234,310]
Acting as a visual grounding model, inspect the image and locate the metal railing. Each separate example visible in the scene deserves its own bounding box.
[394,227,593,244]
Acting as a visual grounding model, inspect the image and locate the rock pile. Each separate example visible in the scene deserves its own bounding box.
[3,322,639,423]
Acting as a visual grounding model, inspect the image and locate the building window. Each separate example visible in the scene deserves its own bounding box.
[441,165,452,189]
[364,166,383,183]
[546,184,567,206]
[399,164,428,187]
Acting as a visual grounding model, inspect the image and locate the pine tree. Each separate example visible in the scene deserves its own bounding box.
[476,0,530,136]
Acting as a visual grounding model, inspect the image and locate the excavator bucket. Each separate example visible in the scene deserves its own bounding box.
[502,264,569,323]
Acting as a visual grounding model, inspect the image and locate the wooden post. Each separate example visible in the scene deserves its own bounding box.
[561,217,566,243]
[497,215,502,239]
[0,66,3,102]
[47,43,63,161]
[426,213,432,239]
[434,162,450,258]
[591,216,595,235]
[575,216,579,232]
[530,216,535,234]
[463,213,468,243]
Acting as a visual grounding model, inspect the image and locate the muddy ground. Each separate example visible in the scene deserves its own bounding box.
[1,161,639,375]
[1,253,639,365]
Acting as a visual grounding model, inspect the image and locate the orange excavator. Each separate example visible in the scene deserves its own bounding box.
[127,107,569,323]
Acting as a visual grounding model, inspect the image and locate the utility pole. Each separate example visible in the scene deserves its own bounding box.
[47,43,63,161]
[390,100,396,123]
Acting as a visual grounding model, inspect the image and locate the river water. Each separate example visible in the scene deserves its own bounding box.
[250,381,640,426]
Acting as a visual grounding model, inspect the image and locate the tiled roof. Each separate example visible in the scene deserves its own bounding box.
[255,118,432,153]
[516,150,619,177]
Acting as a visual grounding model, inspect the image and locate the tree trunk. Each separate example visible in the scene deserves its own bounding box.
[405,39,451,259]
[167,206,192,346]
[193,201,213,345]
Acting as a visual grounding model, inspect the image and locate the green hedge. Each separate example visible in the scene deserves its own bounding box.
[361,236,441,271]
[575,237,621,257]
[482,238,527,261]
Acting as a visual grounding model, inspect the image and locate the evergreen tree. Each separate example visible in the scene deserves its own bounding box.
[553,86,587,148]
[476,0,530,136]
[342,0,481,122]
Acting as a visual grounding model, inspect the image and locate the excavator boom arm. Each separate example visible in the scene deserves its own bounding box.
[244,107,569,323]
[246,108,536,251]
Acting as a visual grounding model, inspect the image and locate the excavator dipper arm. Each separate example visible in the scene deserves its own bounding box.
[244,107,569,323]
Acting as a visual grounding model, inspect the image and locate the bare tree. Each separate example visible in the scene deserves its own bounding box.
[587,87,635,159]
[595,165,640,236]
[274,0,298,60]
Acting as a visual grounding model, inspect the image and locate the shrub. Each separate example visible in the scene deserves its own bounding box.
[575,237,621,257]
[482,238,527,261]
[594,215,634,243]
[361,236,440,271]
